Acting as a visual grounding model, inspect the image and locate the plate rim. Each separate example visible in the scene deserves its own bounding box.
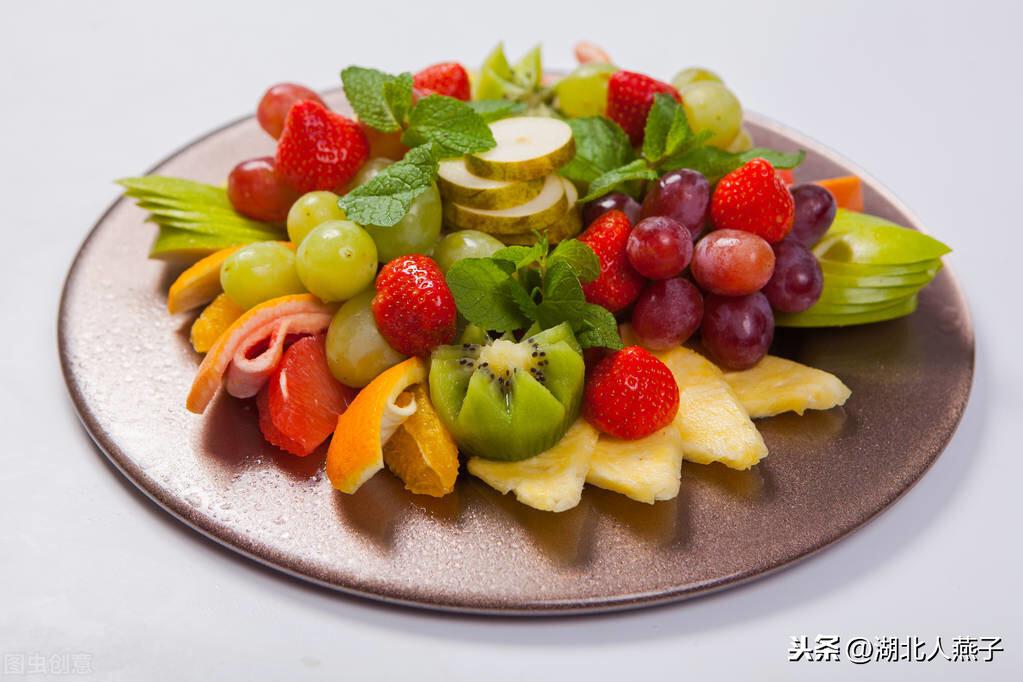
[57,100,975,616]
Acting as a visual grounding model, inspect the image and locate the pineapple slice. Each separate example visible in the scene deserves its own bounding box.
[467,420,599,512]
[723,355,851,418]
[586,426,685,504]
[657,346,768,470]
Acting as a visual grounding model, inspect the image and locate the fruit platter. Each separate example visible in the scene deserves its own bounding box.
[59,43,973,613]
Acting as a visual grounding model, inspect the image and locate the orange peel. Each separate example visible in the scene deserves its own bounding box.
[189,293,244,353]
[383,384,459,497]
[166,246,239,315]
[327,357,427,494]
[186,294,335,414]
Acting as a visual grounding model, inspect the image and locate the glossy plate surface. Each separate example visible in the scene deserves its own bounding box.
[59,92,973,614]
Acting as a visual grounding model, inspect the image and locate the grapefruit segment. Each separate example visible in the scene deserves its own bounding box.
[186,294,335,414]
[327,358,427,494]
[256,334,356,456]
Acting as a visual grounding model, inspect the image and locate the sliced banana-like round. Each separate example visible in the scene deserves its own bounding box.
[443,173,568,234]
[499,179,581,245]
[437,158,544,210]
[465,117,576,181]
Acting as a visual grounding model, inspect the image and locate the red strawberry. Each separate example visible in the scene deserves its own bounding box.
[711,158,796,243]
[256,334,356,456]
[372,255,457,356]
[606,71,682,145]
[274,100,369,193]
[413,62,471,101]
[583,346,679,440]
[578,209,646,313]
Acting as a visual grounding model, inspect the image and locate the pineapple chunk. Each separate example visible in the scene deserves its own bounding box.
[586,426,685,504]
[723,355,851,418]
[656,346,768,470]
[467,420,599,512]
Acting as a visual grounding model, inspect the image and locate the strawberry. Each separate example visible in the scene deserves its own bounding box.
[256,334,356,456]
[372,255,457,356]
[606,71,682,146]
[413,62,471,101]
[274,100,369,193]
[583,346,680,440]
[711,158,796,243]
[578,209,646,313]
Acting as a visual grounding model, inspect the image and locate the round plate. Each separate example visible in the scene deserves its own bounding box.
[59,92,973,615]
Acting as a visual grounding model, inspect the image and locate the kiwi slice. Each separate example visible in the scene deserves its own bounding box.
[465,117,576,181]
[437,158,545,210]
[429,323,585,461]
[443,173,568,234]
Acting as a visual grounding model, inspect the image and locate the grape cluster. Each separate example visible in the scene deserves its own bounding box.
[585,169,835,369]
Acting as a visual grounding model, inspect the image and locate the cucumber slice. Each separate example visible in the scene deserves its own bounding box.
[437,158,544,209]
[444,174,568,234]
[465,117,575,181]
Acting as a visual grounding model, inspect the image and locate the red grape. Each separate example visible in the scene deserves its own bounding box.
[257,83,325,139]
[227,157,300,223]
[640,169,710,240]
[789,184,837,246]
[763,240,823,312]
[632,278,703,350]
[692,229,775,296]
[626,216,693,279]
[583,192,641,226]
[701,292,774,370]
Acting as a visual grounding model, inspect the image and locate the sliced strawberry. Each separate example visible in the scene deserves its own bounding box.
[256,334,356,456]
[274,100,369,194]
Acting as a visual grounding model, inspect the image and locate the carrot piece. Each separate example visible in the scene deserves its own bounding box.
[814,175,863,212]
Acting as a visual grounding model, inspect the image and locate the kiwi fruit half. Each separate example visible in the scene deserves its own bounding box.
[429,323,585,461]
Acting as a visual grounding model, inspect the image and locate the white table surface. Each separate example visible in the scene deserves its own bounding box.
[2,1,1020,679]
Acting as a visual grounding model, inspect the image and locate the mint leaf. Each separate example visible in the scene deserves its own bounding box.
[382,72,414,127]
[446,258,529,332]
[548,239,599,282]
[492,241,546,271]
[341,66,406,133]
[581,159,659,202]
[575,304,624,350]
[338,144,438,226]
[402,95,496,158]
[660,145,805,183]
[642,93,691,162]
[502,278,538,320]
[559,117,635,186]
[535,261,588,329]
[468,99,527,122]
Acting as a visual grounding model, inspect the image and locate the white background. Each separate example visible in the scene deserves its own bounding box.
[2,1,1020,679]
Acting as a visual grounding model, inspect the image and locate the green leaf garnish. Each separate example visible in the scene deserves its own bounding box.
[581,159,659,202]
[641,93,692,163]
[558,117,635,186]
[401,95,496,158]
[467,99,527,122]
[338,144,438,227]
[446,258,530,332]
[340,66,412,133]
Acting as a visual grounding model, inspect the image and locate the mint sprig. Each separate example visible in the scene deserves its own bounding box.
[341,67,412,132]
[445,238,623,350]
[568,93,806,201]
[338,144,438,227]
[402,95,496,158]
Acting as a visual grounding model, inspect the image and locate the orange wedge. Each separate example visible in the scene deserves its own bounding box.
[190,293,245,353]
[383,384,459,497]
[814,175,863,211]
[166,246,239,315]
[186,294,335,414]
[327,357,427,494]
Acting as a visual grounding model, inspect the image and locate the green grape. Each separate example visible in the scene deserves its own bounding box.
[350,157,394,189]
[352,157,442,262]
[296,220,378,302]
[325,289,406,387]
[726,126,753,153]
[286,191,346,245]
[671,67,723,90]
[220,241,305,310]
[433,230,505,272]
[555,63,617,118]
[680,81,743,148]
